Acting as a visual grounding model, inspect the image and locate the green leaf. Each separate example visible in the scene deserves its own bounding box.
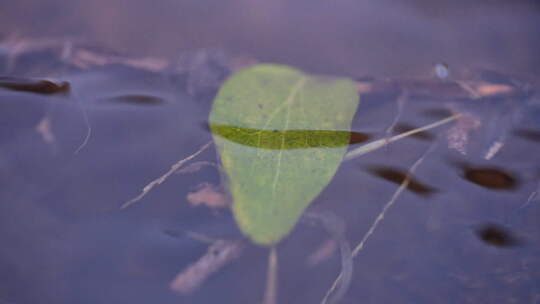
[209,64,359,245]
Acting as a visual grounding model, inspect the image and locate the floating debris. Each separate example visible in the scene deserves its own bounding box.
[484,140,505,160]
[446,112,481,155]
[187,183,229,209]
[35,116,56,147]
[169,239,245,294]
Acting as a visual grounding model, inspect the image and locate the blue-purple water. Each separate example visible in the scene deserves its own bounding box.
[1,1,539,303]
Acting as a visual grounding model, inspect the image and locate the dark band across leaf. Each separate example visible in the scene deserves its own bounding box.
[210,124,369,149]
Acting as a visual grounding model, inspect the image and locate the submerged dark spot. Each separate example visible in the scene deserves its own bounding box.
[462,166,518,190]
[393,123,434,141]
[478,70,517,86]
[163,229,182,239]
[422,108,453,119]
[106,94,165,106]
[365,166,437,196]
[200,121,212,133]
[476,224,520,247]
[348,131,371,145]
[0,76,70,95]
[513,128,540,143]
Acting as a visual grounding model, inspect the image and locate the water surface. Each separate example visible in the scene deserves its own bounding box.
[1,3,539,303]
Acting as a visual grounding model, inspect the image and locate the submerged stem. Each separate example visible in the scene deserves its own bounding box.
[305,212,352,304]
[263,247,279,304]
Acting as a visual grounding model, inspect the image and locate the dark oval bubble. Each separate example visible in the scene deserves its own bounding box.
[513,128,540,143]
[462,166,518,190]
[0,76,70,95]
[365,166,437,197]
[393,123,434,141]
[104,94,166,106]
[476,224,521,248]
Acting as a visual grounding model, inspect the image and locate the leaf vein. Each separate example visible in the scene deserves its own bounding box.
[271,78,306,196]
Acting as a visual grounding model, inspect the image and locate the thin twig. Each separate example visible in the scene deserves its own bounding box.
[74,107,92,154]
[121,140,212,208]
[344,114,460,161]
[384,89,408,138]
[321,143,436,304]
[71,90,92,155]
[520,181,540,209]
[352,144,434,257]
[305,212,352,304]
